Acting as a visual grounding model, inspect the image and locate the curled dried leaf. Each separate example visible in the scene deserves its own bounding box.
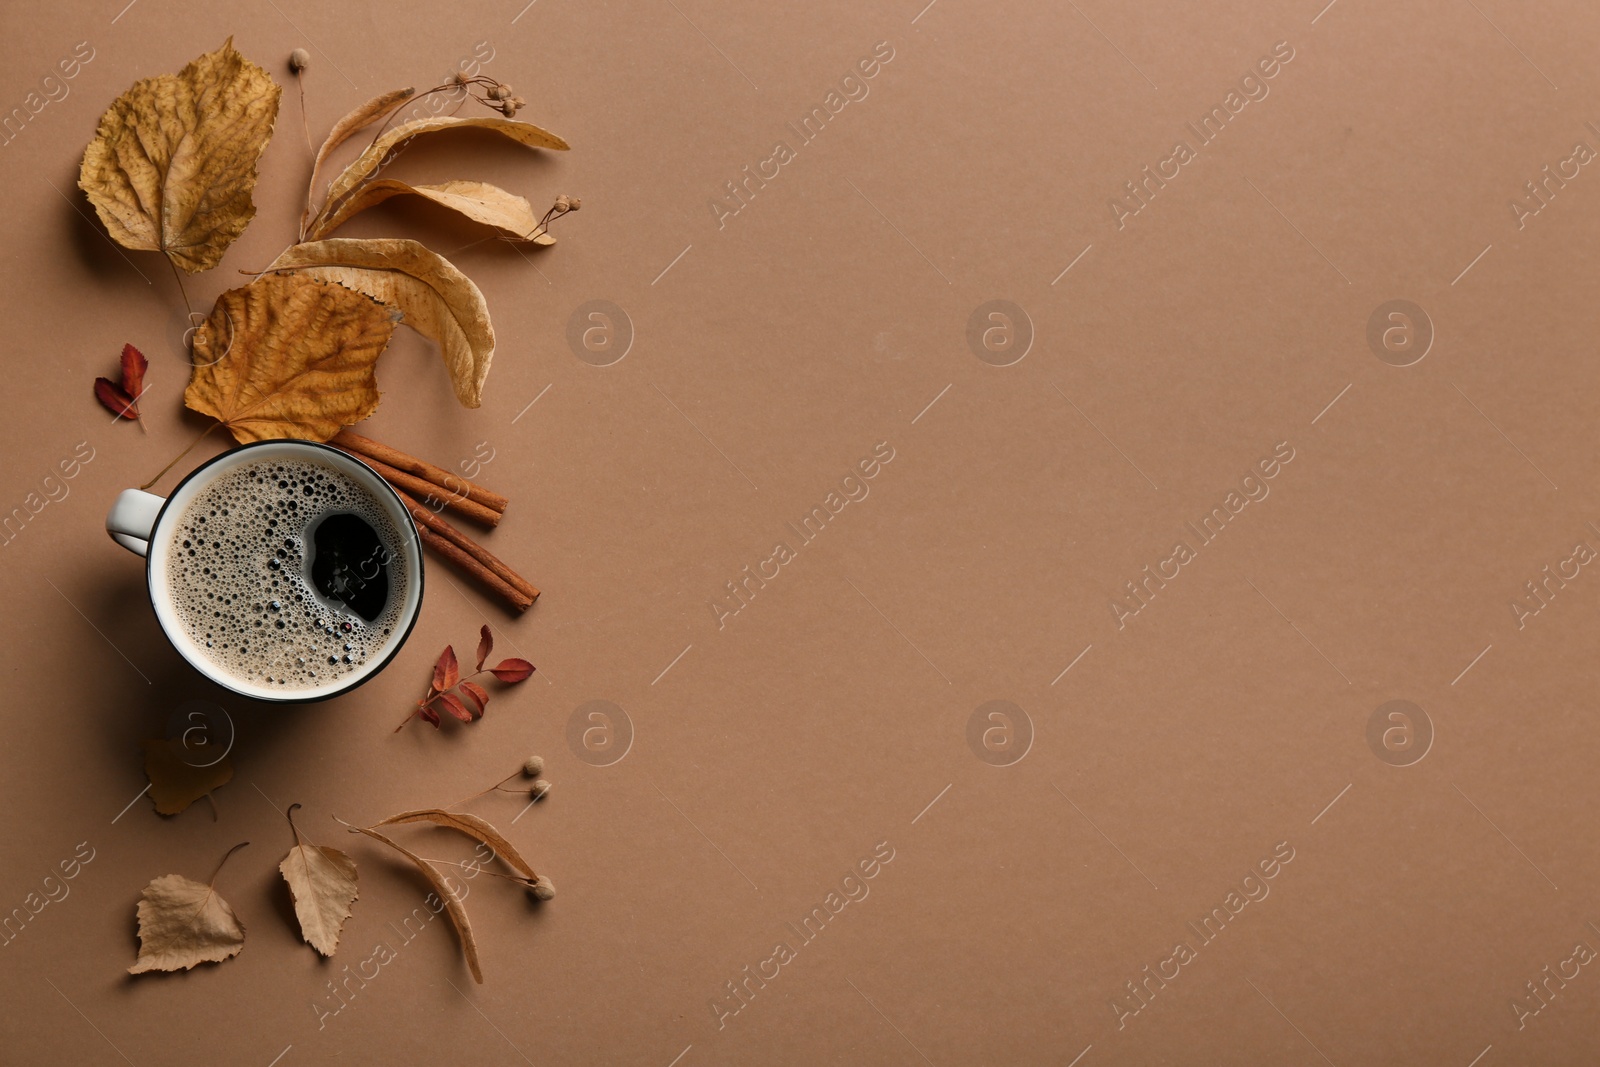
[372,809,540,882]
[319,115,569,217]
[347,824,481,982]
[79,38,280,274]
[302,86,417,239]
[311,179,557,244]
[268,239,493,407]
[184,272,399,443]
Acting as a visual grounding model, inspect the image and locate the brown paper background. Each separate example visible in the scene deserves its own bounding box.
[4,0,1600,1063]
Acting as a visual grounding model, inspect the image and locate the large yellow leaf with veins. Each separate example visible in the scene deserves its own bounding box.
[184,273,399,443]
[79,38,279,274]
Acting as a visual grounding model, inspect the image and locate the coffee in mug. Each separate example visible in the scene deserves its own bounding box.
[106,440,425,702]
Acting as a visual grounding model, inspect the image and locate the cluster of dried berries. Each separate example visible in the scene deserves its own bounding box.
[453,70,526,116]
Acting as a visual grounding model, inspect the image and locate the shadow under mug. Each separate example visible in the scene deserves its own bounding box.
[105,439,425,703]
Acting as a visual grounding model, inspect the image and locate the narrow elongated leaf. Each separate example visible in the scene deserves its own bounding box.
[373,809,539,881]
[349,825,481,982]
[311,178,557,244]
[302,86,417,236]
[321,115,568,212]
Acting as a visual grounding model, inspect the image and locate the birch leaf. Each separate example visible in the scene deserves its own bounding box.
[268,239,493,408]
[321,115,568,213]
[79,38,280,274]
[311,179,556,244]
[278,805,359,957]
[184,272,399,443]
[129,843,248,974]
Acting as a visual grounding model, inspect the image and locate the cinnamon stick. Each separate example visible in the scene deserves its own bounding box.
[392,486,539,610]
[334,429,509,514]
[332,444,503,527]
[414,524,532,612]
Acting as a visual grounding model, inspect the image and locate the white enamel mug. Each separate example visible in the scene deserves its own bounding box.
[105,439,425,702]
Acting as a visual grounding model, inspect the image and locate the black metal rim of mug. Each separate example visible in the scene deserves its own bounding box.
[141,438,427,705]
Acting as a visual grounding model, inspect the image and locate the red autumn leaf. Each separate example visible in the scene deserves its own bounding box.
[94,377,139,420]
[459,681,489,717]
[489,659,535,683]
[121,343,148,402]
[419,704,441,728]
[438,693,473,723]
[433,645,460,692]
[475,625,493,672]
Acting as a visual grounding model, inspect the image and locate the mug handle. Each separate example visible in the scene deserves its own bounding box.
[106,489,165,557]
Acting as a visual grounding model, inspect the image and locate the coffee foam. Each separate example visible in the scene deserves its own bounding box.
[164,457,411,692]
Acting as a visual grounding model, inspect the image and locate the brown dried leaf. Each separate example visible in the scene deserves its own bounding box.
[120,343,148,403]
[320,115,569,215]
[302,87,417,237]
[311,179,556,244]
[372,809,539,882]
[268,239,493,407]
[349,824,481,982]
[141,738,233,815]
[279,805,359,957]
[184,272,399,443]
[475,625,493,672]
[79,39,280,274]
[129,843,248,974]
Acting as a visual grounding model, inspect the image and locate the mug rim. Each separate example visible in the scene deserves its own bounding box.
[143,439,426,704]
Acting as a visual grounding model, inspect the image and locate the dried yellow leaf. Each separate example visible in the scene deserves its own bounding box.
[129,844,249,974]
[349,824,482,982]
[184,272,398,443]
[320,115,568,217]
[79,38,280,274]
[141,738,233,816]
[301,86,417,239]
[311,179,556,245]
[268,239,494,408]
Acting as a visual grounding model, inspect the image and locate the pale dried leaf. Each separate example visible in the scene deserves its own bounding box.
[311,178,556,244]
[184,272,399,442]
[268,239,493,408]
[279,843,359,957]
[129,874,245,973]
[79,38,280,274]
[351,825,481,982]
[321,115,568,213]
[303,87,417,237]
[373,809,539,881]
[141,738,233,815]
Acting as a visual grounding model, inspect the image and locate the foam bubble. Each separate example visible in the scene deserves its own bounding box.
[164,458,411,692]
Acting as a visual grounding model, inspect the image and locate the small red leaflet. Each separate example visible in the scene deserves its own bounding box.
[95,343,148,423]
